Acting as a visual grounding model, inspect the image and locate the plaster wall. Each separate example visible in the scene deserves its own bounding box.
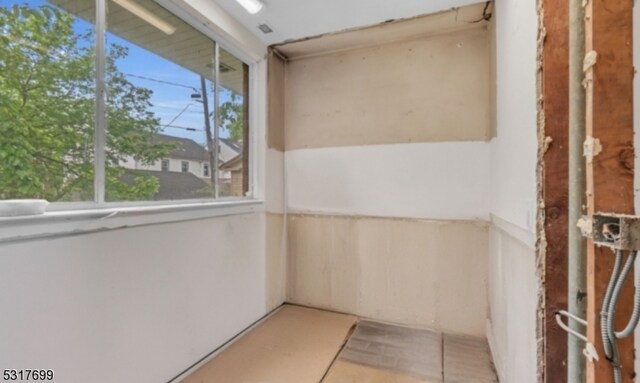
[0,213,270,383]
[279,6,493,335]
[486,1,539,382]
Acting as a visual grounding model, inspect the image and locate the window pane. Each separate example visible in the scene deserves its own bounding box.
[106,0,250,201]
[160,158,168,171]
[104,0,222,202]
[218,47,249,198]
[0,0,96,202]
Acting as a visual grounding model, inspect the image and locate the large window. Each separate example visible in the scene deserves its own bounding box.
[0,0,251,205]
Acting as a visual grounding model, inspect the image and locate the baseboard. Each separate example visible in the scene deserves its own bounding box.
[167,304,285,382]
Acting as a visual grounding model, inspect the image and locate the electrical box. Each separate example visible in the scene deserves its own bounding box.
[589,213,640,250]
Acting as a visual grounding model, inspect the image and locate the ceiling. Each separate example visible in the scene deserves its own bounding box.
[275,3,488,60]
[52,0,246,94]
[213,0,487,46]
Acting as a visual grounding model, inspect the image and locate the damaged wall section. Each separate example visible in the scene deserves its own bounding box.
[287,214,489,336]
[274,3,494,338]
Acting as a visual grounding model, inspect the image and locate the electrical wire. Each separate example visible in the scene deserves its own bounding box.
[162,124,202,132]
[616,255,640,337]
[601,249,623,360]
[600,249,639,383]
[162,103,194,128]
[124,73,199,91]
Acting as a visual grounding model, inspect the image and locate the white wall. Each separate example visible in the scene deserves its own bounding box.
[0,3,279,383]
[487,1,538,382]
[0,213,268,383]
[487,225,538,383]
[490,1,538,233]
[286,142,490,220]
[266,148,285,214]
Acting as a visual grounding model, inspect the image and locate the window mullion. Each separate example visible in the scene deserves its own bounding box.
[94,0,107,205]
[213,41,220,199]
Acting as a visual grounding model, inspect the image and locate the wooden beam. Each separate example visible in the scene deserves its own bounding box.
[540,0,569,381]
[584,0,635,382]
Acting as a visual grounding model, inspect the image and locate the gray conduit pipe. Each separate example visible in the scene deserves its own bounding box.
[605,251,634,383]
[601,249,623,360]
[608,252,637,343]
[568,0,587,380]
[616,255,640,337]
[601,250,638,383]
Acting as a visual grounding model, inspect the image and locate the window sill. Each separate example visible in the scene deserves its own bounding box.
[0,199,263,244]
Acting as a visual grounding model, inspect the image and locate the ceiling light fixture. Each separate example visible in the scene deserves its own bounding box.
[112,0,176,35]
[235,0,264,14]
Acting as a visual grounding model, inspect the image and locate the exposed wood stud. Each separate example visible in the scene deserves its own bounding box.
[584,0,635,381]
[539,0,570,380]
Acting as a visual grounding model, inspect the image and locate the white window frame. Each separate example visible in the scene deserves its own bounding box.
[0,0,267,241]
[42,0,264,212]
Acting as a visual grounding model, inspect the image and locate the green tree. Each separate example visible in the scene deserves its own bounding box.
[219,91,244,141]
[0,4,174,201]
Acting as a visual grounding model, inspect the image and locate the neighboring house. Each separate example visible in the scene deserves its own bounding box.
[119,133,241,199]
[219,138,241,164]
[220,153,244,197]
[120,133,241,182]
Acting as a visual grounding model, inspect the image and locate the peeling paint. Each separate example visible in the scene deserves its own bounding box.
[542,136,553,153]
[577,216,593,237]
[583,51,598,72]
[583,136,602,162]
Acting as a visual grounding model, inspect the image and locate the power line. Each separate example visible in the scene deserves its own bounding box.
[161,124,203,132]
[162,103,194,128]
[124,73,198,91]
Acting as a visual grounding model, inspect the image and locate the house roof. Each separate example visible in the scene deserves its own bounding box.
[152,134,242,164]
[220,153,243,171]
[119,169,211,200]
[153,134,209,162]
[220,138,242,153]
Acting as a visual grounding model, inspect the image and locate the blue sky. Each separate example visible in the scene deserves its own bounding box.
[6,0,236,145]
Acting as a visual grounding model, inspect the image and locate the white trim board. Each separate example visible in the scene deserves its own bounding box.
[490,213,535,250]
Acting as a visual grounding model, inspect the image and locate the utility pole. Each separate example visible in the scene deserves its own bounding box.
[200,75,216,195]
